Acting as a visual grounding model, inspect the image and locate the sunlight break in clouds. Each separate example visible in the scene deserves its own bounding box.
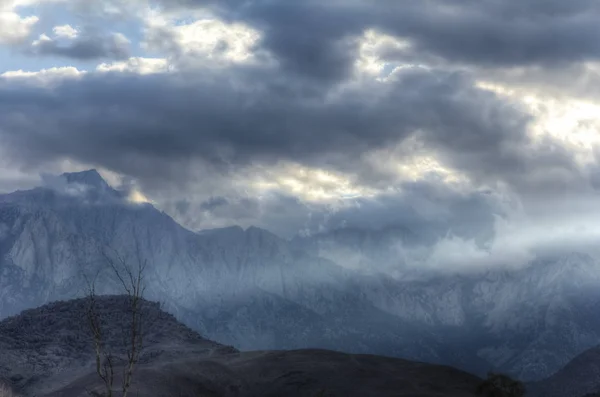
[246,162,378,203]
[2,0,600,274]
[478,81,600,145]
[142,10,263,66]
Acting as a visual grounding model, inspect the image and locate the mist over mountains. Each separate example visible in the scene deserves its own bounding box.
[1,170,600,385]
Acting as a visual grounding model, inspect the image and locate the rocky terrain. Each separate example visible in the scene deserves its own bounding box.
[527,345,600,397]
[0,296,482,397]
[0,295,234,396]
[2,170,600,382]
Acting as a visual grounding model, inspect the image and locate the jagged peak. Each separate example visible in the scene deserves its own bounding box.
[0,169,123,206]
[60,169,109,189]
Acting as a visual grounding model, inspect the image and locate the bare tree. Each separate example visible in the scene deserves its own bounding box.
[85,246,147,397]
[85,279,114,397]
[0,383,20,397]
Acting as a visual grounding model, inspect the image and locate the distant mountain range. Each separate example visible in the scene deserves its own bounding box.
[1,169,600,382]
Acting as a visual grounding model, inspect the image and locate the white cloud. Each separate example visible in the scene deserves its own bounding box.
[0,11,38,44]
[1,66,86,86]
[0,0,74,44]
[52,24,79,39]
[9,0,67,7]
[142,12,264,66]
[176,19,260,62]
[477,80,600,168]
[355,29,413,77]
[245,161,378,203]
[405,194,600,273]
[31,33,51,45]
[96,57,170,74]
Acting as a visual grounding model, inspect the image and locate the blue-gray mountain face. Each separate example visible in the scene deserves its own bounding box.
[1,170,600,381]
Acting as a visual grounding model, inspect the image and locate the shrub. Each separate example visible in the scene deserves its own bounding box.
[476,372,525,397]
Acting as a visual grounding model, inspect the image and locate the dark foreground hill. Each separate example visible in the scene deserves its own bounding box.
[0,296,482,397]
[0,295,235,396]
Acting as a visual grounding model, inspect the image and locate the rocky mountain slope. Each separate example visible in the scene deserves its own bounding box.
[527,345,600,397]
[0,296,482,397]
[2,170,600,381]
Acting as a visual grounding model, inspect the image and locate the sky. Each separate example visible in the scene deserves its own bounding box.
[2,0,600,269]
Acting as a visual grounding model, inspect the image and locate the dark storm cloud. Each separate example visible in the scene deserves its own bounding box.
[380,0,600,67]
[155,0,600,82]
[0,65,537,190]
[30,33,130,60]
[2,0,594,223]
[242,1,365,82]
[148,0,367,82]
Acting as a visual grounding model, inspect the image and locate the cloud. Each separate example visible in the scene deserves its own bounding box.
[0,30,595,247]
[52,24,78,39]
[138,0,368,81]
[319,179,502,245]
[0,64,541,190]
[0,157,42,193]
[142,14,264,67]
[166,192,315,238]
[376,0,600,68]
[404,198,600,273]
[1,0,600,270]
[30,28,130,60]
[148,0,600,80]
[96,57,170,74]
[0,66,86,84]
[40,172,94,197]
[199,196,229,211]
[0,9,38,44]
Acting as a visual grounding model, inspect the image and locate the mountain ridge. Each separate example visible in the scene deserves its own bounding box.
[2,170,600,381]
[528,345,600,397]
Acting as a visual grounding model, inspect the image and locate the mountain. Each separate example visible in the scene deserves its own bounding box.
[0,170,442,365]
[2,170,600,382]
[0,296,483,397]
[528,346,600,397]
[61,169,110,189]
[357,253,600,380]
